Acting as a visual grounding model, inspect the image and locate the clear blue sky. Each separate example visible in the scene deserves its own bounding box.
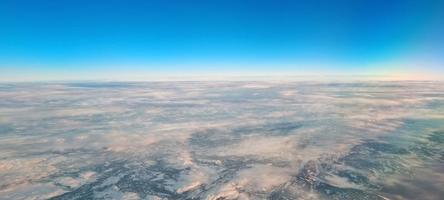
[1,0,443,80]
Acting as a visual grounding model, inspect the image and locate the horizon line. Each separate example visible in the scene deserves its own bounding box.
[1,74,444,83]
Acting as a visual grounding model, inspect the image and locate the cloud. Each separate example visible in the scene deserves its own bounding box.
[0,81,443,199]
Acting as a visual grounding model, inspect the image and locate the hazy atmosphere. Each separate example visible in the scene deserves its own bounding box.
[1,1,444,200]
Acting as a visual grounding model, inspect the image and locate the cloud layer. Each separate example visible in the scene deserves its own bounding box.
[0,81,443,199]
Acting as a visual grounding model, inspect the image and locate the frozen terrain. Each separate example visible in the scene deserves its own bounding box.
[0,81,443,200]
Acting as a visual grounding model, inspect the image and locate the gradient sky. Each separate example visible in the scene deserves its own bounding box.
[1,0,443,81]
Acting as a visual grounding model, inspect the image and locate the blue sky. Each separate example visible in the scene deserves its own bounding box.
[1,0,443,80]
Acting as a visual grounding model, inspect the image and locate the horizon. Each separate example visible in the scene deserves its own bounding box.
[2,74,444,82]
